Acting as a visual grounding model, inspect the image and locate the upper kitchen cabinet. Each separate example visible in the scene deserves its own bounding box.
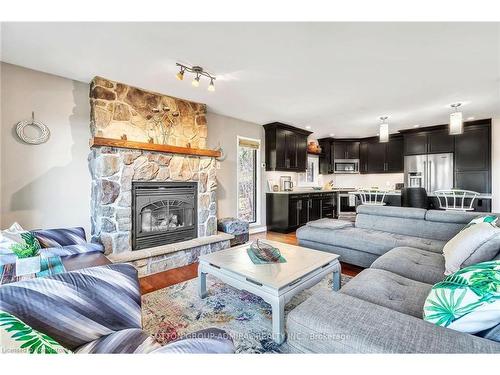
[403,128,454,155]
[333,141,360,159]
[428,129,455,154]
[360,136,404,174]
[454,121,491,193]
[404,132,428,155]
[264,122,312,172]
[386,136,404,172]
[455,124,490,171]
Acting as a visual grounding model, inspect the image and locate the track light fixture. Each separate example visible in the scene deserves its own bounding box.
[176,63,216,91]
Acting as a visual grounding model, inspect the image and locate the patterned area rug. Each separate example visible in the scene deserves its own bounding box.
[142,273,352,353]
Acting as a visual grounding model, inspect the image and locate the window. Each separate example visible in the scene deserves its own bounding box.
[297,155,320,187]
[237,137,261,224]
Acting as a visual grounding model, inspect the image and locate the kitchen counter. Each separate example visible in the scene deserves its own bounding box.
[346,191,492,199]
[267,188,352,194]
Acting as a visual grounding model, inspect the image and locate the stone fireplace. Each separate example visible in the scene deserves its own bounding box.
[88,77,232,276]
[132,181,198,250]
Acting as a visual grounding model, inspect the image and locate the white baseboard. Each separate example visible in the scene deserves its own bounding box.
[249,226,267,234]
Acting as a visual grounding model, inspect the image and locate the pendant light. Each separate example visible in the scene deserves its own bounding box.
[449,103,463,135]
[379,116,389,143]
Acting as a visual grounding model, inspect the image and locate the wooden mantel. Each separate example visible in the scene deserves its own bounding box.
[89,137,221,158]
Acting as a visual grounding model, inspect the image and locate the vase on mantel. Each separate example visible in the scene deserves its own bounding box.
[15,256,41,277]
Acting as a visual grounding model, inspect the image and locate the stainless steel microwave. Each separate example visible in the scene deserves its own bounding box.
[334,159,360,174]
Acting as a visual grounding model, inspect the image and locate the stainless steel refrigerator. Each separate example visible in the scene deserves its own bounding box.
[404,153,454,193]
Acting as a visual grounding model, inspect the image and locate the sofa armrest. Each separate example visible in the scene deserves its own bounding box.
[287,291,500,353]
[0,263,142,351]
[151,328,235,354]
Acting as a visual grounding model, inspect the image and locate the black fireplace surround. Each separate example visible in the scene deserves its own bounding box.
[132,181,198,250]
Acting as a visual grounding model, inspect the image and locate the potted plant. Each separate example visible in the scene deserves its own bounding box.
[11,233,41,276]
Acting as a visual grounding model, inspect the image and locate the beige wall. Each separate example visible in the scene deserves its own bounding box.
[0,63,92,236]
[492,118,500,212]
[207,112,267,231]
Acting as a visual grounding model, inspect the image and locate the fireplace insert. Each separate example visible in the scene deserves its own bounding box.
[132,181,197,250]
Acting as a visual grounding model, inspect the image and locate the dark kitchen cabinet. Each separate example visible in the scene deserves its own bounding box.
[404,133,428,155]
[404,129,454,155]
[308,194,323,221]
[267,192,337,233]
[360,136,404,174]
[428,130,454,154]
[264,122,311,172]
[333,141,360,159]
[454,124,491,193]
[289,196,309,228]
[455,126,489,171]
[366,141,387,173]
[359,142,368,173]
[386,137,404,172]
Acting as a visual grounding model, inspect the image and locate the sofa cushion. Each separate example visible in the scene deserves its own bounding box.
[340,269,432,318]
[425,210,486,225]
[423,260,500,337]
[296,226,445,256]
[371,247,445,284]
[443,222,500,275]
[306,218,353,230]
[0,310,71,354]
[32,227,87,248]
[0,264,142,351]
[357,205,427,220]
[74,328,160,354]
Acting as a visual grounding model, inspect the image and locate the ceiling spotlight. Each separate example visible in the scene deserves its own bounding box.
[176,63,216,92]
[329,133,335,137]
[467,116,475,121]
[192,75,200,87]
[176,68,185,81]
[413,125,420,128]
[449,103,463,135]
[208,79,215,92]
[305,126,311,130]
[379,116,389,143]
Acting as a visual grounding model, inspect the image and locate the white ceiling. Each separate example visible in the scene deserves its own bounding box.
[1,22,499,138]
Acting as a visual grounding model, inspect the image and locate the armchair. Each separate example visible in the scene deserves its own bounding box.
[0,263,234,354]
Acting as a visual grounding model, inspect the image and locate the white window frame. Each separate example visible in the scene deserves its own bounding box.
[297,154,320,187]
[236,136,261,227]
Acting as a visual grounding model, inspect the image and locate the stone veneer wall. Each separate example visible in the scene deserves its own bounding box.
[90,77,207,148]
[89,146,218,254]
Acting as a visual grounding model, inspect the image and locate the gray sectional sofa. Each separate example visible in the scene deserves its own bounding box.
[289,205,500,353]
[297,205,484,267]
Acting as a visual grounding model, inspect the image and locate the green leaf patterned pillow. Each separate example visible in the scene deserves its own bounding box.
[461,215,499,231]
[0,311,71,354]
[423,260,500,335]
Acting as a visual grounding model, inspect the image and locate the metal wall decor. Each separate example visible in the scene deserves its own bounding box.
[16,112,50,144]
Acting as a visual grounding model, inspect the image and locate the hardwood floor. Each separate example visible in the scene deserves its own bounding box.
[139,231,364,294]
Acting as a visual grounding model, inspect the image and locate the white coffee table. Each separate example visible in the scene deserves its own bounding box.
[198,240,340,344]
